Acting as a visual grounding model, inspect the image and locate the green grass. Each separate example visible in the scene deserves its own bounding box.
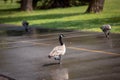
[0,0,120,33]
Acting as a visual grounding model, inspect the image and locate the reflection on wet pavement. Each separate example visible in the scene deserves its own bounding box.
[50,67,69,80]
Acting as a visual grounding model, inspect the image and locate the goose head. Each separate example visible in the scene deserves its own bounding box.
[59,34,64,45]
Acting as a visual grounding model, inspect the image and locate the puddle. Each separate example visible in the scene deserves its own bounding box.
[50,68,69,80]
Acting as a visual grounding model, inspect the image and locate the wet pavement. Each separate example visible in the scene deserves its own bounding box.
[0,26,120,80]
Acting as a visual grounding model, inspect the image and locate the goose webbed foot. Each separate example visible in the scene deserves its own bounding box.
[59,60,62,64]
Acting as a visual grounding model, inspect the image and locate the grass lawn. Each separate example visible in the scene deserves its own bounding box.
[0,0,120,33]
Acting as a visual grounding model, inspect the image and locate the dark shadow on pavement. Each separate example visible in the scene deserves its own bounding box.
[43,63,60,67]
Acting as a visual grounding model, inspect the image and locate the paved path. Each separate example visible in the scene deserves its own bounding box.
[0,26,120,80]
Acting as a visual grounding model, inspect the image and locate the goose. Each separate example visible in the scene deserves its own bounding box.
[22,21,29,32]
[100,24,111,39]
[48,34,66,64]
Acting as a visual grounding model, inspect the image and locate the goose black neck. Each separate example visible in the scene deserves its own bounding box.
[59,36,63,45]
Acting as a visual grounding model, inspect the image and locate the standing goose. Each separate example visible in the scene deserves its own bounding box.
[48,34,66,64]
[100,24,111,39]
[22,21,29,32]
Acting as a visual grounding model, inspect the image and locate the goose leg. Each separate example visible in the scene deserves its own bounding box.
[104,32,107,38]
[104,30,110,39]
[107,30,110,39]
[59,55,62,64]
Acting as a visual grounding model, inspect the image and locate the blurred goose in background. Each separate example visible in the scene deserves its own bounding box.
[100,24,111,39]
[22,21,29,32]
[48,34,66,64]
